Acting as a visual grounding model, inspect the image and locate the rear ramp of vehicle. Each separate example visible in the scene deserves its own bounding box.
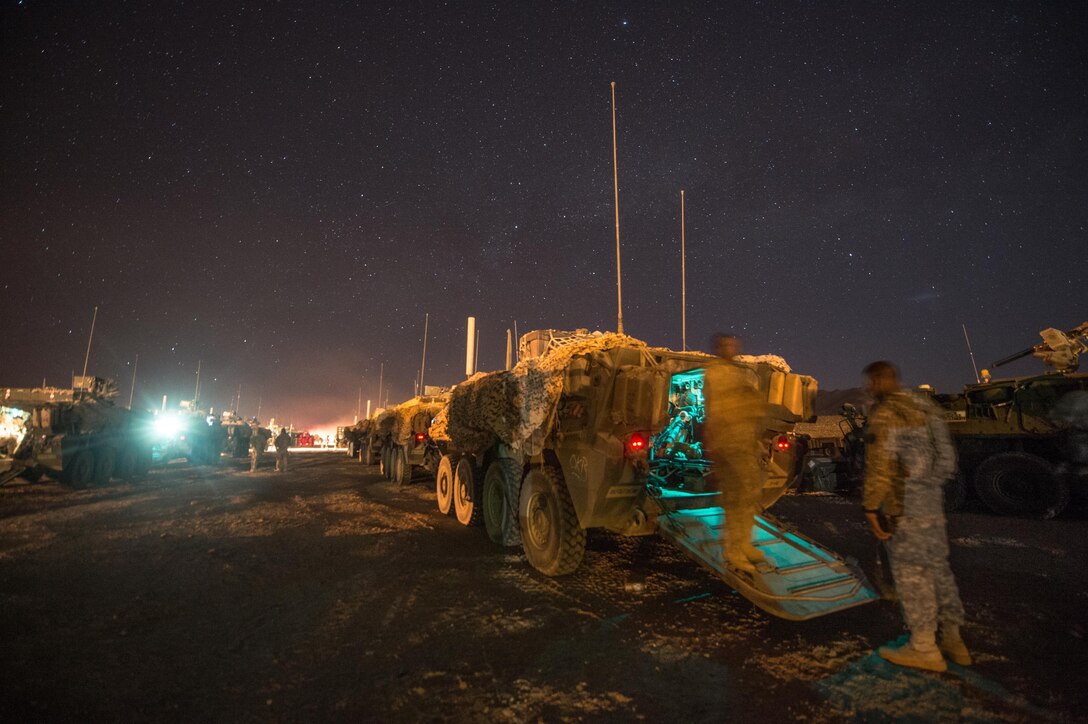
[651,488,878,620]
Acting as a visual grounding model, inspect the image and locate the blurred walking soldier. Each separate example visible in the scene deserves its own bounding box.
[862,360,970,672]
[249,424,270,473]
[703,334,768,573]
[274,428,291,472]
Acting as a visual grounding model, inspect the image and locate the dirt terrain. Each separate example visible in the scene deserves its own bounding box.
[1,451,1084,722]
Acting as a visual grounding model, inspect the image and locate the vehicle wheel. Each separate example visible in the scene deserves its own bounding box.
[93,447,116,486]
[380,445,393,479]
[974,452,1069,519]
[17,466,42,483]
[453,455,483,526]
[483,458,523,546]
[518,464,585,576]
[116,447,138,481]
[65,451,95,489]
[436,454,456,515]
[346,441,356,458]
[394,446,412,486]
[944,471,969,513]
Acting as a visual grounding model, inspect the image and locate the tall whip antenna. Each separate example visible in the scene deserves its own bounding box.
[419,312,429,394]
[962,324,981,384]
[680,189,687,351]
[80,306,99,382]
[128,353,139,409]
[610,81,624,335]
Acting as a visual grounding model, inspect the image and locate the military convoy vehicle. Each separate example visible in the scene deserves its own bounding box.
[933,322,1088,518]
[377,396,447,485]
[347,397,448,484]
[0,377,154,488]
[151,404,224,466]
[425,329,876,620]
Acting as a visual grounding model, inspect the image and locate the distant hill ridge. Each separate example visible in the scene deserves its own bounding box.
[813,388,870,416]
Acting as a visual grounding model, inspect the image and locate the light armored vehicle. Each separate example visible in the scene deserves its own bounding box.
[373,396,448,485]
[429,330,876,620]
[934,322,1088,518]
[1,377,154,487]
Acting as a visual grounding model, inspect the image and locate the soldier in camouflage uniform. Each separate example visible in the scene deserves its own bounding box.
[704,334,768,573]
[862,360,971,672]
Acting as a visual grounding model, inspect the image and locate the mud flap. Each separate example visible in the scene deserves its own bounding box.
[653,490,878,620]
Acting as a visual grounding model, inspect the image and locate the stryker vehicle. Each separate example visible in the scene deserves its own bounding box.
[375,396,447,485]
[0,377,154,488]
[150,403,223,466]
[934,322,1088,518]
[429,329,877,620]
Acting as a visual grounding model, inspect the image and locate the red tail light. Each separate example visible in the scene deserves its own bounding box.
[415,433,426,442]
[774,435,791,451]
[627,433,647,454]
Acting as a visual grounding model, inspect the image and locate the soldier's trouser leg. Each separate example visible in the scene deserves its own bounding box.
[887,518,965,637]
[714,448,762,561]
[250,450,258,472]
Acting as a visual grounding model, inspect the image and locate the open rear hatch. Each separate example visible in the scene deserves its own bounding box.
[651,488,877,620]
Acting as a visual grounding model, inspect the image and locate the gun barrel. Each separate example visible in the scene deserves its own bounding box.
[992,347,1036,368]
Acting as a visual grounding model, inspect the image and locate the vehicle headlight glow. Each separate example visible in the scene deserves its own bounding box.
[154,416,183,438]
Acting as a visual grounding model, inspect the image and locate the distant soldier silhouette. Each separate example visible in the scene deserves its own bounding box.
[274,428,291,472]
[249,423,270,473]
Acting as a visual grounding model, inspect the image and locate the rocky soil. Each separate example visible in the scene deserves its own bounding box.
[1,451,1083,722]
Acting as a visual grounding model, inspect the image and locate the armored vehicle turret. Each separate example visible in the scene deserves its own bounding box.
[935,322,1088,518]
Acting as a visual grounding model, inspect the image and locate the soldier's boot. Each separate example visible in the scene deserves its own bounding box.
[726,553,756,573]
[878,632,948,673]
[742,542,767,565]
[939,626,972,666]
[724,525,756,573]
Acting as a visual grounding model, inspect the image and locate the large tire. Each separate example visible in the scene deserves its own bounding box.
[385,444,398,476]
[945,472,969,513]
[974,452,1069,519]
[436,455,456,515]
[93,447,116,486]
[453,456,483,526]
[393,446,412,486]
[65,451,95,489]
[17,466,42,483]
[116,446,138,481]
[518,464,585,576]
[483,458,523,547]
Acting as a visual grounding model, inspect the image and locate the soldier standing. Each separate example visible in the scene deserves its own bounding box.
[249,423,269,473]
[274,428,291,472]
[862,360,971,672]
[703,334,768,573]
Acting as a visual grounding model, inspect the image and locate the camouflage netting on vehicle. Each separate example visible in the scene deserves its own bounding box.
[444,331,656,456]
[736,354,792,373]
[389,398,446,445]
[366,398,447,446]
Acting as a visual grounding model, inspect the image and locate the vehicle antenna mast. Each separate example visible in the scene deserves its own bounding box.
[80,305,99,386]
[419,312,429,395]
[962,323,980,384]
[610,81,624,335]
[680,189,687,351]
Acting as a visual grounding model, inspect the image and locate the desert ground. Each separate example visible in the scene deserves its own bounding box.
[2,451,1084,722]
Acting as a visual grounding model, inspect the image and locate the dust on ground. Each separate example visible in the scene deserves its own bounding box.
[1,452,1084,722]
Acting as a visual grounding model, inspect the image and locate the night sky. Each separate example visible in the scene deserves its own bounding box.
[2,1,1085,430]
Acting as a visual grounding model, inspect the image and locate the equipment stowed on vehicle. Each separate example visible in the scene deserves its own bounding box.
[1,377,155,488]
[428,329,877,621]
[361,395,449,486]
